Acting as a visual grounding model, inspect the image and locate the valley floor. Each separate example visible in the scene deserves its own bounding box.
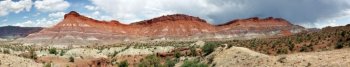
[0,43,349,67]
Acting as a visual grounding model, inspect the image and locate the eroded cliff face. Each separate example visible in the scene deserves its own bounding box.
[20,11,305,45]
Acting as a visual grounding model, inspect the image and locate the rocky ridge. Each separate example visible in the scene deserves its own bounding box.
[20,11,305,45]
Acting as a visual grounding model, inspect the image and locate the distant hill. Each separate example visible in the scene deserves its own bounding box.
[0,26,42,40]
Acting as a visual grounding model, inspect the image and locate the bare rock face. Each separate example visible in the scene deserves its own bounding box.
[20,11,305,45]
[21,11,128,45]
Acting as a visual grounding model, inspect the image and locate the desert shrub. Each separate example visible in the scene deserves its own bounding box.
[174,50,181,58]
[181,59,208,67]
[165,58,176,67]
[202,42,219,56]
[60,50,65,56]
[44,62,52,67]
[69,56,74,62]
[138,61,147,67]
[340,31,346,37]
[296,37,302,43]
[119,60,128,67]
[110,51,118,57]
[287,40,295,51]
[138,55,161,67]
[3,49,10,54]
[227,44,233,49]
[300,45,311,52]
[335,42,344,49]
[277,48,288,54]
[48,48,58,55]
[189,46,197,56]
[249,40,257,48]
[29,49,37,59]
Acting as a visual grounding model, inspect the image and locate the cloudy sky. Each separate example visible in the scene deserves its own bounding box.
[1,0,350,28]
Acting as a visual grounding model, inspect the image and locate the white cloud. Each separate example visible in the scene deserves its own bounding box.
[14,20,34,27]
[48,12,65,18]
[82,5,114,21]
[33,12,41,16]
[90,0,350,27]
[90,0,215,24]
[92,11,100,16]
[34,0,70,12]
[80,11,114,21]
[0,0,32,16]
[14,11,67,27]
[84,5,99,11]
[314,20,339,28]
[14,18,62,27]
[23,16,28,19]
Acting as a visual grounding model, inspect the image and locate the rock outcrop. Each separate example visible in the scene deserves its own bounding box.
[20,11,305,45]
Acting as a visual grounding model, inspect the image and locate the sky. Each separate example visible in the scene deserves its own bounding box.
[1,0,350,28]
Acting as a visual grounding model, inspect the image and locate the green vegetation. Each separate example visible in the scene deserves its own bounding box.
[29,49,37,60]
[3,49,10,54]
[189,46,197,56]
[138,55,161,67]
[48,48,58,55]
[69,56,74,62]
[119,60,128,67]
[174,50,181,58]
[60,50,65,56]
[207,25,350,55]
[335,42,344,49]
[44,62,52,67]
[202,42,220,55]
[277,47,289,54]
[165,58,176,67]
[181,59,208,67]
[110,51,118,57]
[300,45,312,52]
[138,54,179,67]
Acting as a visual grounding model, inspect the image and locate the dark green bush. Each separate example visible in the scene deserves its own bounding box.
[3,49,10,54]
[60,50,65,56]
[335,42,344,49]
[48,48,58,55]
[69,56,74,62]
[119,60,128,67]
[174,50,181,58]
[202,42,219,56]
